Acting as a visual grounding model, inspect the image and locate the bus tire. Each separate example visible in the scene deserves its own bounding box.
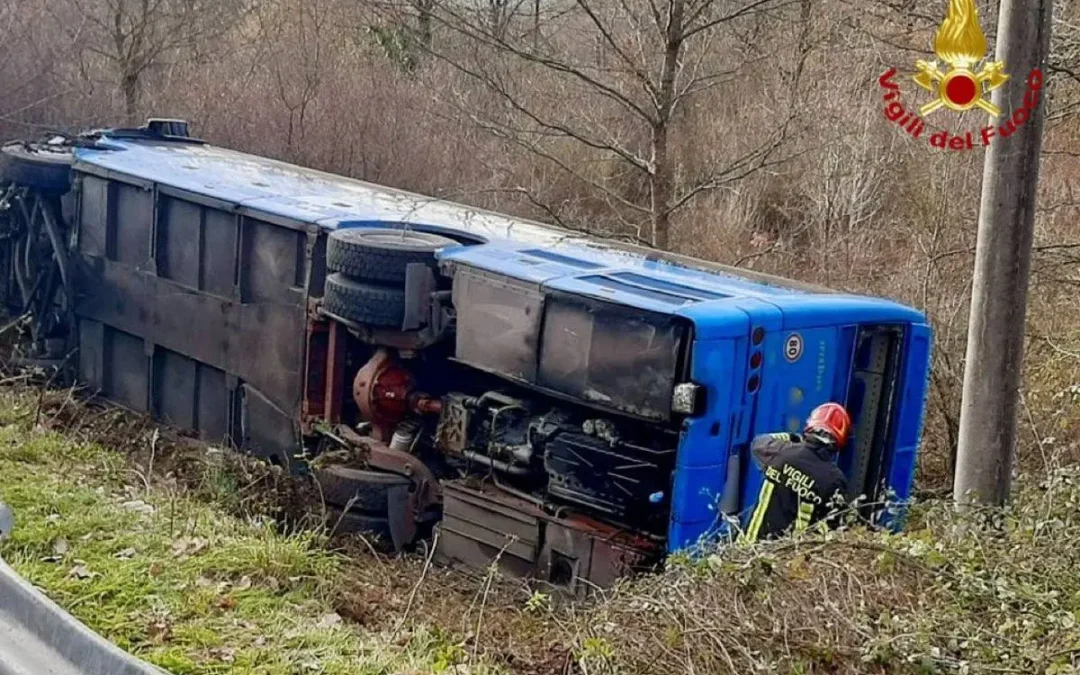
[326,228,456,284]
[325,506,392,540]
[0,142,73,195]
[323,273,405,328]
[313,465,412,512]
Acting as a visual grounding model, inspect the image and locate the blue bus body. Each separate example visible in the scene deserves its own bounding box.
[435,241,933,549]
[4,123,931,577]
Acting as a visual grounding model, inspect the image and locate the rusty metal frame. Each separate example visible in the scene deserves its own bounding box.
[434,479,661,594]
[324,319,347,424]
[300,314,329,433]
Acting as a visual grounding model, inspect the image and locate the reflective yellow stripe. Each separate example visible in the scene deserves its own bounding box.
[741,480,775,543]
[795,500,814,534]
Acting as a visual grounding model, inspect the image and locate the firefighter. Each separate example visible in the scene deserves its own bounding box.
[740,402,852,543]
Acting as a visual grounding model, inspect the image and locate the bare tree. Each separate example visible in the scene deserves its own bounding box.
[415,0,436,50]
[0,0,70,131]
[59,0,246,123]
[382,0,803,248]
[253,0,339,160]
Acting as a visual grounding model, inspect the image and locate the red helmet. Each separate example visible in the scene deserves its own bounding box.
[804,402,852,449]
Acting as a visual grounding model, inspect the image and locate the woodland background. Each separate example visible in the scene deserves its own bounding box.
[3,0,1080,491]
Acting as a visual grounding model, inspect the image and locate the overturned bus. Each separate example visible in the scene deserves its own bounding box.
[0,120,932,592]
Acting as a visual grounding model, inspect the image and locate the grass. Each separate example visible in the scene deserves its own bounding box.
[4,382,1080,675]
[558,471,1080,675]
[0,391,503,675]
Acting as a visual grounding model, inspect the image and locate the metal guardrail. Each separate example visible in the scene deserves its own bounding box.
[0,501,171,675]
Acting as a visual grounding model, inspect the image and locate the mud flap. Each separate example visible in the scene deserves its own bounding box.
[386,483,416,552]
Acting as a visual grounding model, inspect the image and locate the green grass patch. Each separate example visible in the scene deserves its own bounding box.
[0,403,501,675]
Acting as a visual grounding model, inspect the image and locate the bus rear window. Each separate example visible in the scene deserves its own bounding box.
[537,296,685,421]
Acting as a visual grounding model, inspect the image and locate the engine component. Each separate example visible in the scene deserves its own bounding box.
[462,450,529,476]
[434,390,537,472]
[481,392,534,466]
[354,348,410,439]
[544,431,675,522]
[434,393,472,456]
[433,390,675,526]
[326,228,457,284]
[389,422,418,453]
[538,511,660,596]
[582,418,619,444]
[435,479,545,580]
[352,348,441,441]
[434,479,660,596]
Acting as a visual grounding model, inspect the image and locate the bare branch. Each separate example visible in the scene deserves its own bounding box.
[416,33,654,175]
[465,110,653,215]
[665,111,797,216]
[417,2,658,124]
[574,0,656,96]
[683,0,790,41]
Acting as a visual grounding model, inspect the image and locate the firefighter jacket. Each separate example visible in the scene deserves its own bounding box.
[740,431,849,542]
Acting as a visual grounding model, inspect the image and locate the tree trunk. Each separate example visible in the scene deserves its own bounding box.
[533,0,539,50]
[416,0,434,52]
[650,128,672,250]
[489,0,506,39]
[649,0,685,250]
[112,3,140,126]
[121,72,139,125]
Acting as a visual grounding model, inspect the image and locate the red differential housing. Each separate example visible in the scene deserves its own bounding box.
[352,348,441,441]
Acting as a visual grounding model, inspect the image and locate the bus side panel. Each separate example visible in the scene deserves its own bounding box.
[667,337,746,551]
[72,171,311,468]
[739,326,845,527]
[881,322,933,529]
[724,301,783,533]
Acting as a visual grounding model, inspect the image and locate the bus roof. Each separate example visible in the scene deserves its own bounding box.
[71,132,925,326]
[439,240,926,330]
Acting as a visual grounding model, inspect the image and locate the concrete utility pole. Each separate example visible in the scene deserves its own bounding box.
[954,0,1053,508]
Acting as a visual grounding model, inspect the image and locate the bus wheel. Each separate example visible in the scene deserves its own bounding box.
[323,273,406,328]
[0,141,73,195]
[313,464,412,513]
[326,228,456,284]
